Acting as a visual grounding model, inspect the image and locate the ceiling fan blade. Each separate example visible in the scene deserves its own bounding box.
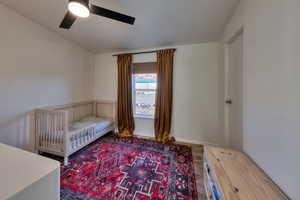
[59,11,77,29]
[90,5,135,25]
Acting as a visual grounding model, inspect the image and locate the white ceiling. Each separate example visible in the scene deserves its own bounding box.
[0,0,239,53]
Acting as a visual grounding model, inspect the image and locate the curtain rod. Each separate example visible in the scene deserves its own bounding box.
[112,48,176,57]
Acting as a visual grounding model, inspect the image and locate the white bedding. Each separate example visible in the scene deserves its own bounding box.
[69,116,113,133]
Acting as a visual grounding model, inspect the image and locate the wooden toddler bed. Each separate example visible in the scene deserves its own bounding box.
[35,100,116,165]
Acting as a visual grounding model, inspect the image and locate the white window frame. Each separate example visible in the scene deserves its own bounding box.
[132,74,156,119]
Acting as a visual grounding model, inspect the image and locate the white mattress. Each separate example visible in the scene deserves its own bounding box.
[69,116,113,133]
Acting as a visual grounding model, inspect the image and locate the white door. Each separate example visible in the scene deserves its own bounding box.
[226,32,243,150]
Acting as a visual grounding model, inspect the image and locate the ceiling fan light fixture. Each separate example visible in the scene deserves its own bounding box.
[68,0,90,18]
[60,0,135,29]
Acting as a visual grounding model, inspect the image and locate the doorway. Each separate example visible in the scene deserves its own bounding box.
[225,30,243,150]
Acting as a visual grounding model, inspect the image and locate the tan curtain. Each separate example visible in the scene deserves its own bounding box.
[117,54,135,137]
[154,49,176,143]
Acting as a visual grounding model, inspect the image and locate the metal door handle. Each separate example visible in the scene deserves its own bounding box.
[226,99,232,104]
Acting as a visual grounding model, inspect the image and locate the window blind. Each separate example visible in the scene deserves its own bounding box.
[132,62,157,74]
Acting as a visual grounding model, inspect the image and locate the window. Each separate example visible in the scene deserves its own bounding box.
[132,73,157,118]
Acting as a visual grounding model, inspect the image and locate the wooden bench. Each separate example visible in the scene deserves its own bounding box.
[203,146,289,200]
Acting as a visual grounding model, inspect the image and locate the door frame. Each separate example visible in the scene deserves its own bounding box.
[224,27,245,149]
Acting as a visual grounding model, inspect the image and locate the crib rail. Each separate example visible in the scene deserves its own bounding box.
[95,100,116,121]
[35,109,68,154]
[67,102,94,124]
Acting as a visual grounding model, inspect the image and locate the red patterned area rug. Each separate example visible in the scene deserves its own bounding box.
[60,134,198,200]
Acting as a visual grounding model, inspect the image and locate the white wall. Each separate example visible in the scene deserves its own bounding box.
[222,0,299,198]
[0,4,94,152]
[94,43,224,145]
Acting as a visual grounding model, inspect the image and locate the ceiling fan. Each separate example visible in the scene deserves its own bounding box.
[59,0,135,29]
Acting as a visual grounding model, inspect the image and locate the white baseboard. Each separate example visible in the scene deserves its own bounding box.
[174,137,219,146]
[134,133,154,138]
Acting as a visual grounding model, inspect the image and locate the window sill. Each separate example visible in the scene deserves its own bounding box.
[134,114,154,120]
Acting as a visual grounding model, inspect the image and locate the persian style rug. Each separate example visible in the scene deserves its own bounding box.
[60,134,198,200]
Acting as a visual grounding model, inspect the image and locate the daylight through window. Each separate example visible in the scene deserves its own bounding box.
[133,73,157,117]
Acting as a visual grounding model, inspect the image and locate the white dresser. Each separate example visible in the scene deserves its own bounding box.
[0,143,60,200]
